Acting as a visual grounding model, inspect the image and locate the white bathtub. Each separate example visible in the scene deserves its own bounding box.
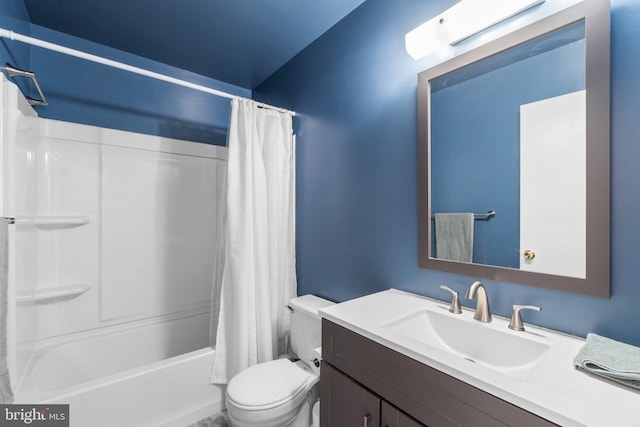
[14,312,225,427]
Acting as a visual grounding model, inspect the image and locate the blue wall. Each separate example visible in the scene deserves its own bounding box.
[0,1,30,95]
[0,0,250,146]
[255,0,640,346]
[431,38,585,268]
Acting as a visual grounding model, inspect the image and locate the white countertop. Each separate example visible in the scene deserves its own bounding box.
[319,289,640,427]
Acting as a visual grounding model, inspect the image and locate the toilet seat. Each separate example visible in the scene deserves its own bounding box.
[226,359,318,426]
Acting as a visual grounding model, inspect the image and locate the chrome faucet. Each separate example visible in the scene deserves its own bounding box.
[466,281,491,323]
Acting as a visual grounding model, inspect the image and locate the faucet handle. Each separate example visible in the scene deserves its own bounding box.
[440,285,462,314]
[508,305,541,331]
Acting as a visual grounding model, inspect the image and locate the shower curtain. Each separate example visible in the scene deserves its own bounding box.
[0,218,14,403]
[210,99,296,384]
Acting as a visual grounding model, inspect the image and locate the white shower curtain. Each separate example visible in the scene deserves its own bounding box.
[0,218,14,403]
[210,99,296,384]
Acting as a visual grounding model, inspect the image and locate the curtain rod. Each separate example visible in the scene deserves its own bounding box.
[0,28,295,116]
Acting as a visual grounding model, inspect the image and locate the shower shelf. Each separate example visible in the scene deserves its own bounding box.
[13,215,91,229]
[16,283,91,304]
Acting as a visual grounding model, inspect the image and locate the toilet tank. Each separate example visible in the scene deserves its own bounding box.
[289,295,334,367]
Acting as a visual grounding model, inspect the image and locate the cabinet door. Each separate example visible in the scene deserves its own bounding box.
[381,401,425,427]
[320,361,380,427]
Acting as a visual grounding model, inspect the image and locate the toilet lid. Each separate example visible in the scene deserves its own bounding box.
[227,359,316,410]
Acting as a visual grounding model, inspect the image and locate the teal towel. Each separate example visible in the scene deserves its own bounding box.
[434,213,474,263]
[573,333,640,390]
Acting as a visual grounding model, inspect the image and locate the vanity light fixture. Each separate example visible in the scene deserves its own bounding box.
[405,0,545,60]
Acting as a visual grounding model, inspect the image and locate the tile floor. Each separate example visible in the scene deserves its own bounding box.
[187,411,230,427]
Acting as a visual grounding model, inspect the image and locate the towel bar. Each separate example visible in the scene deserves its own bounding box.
[3,63,48,106]
[431,210,495,220]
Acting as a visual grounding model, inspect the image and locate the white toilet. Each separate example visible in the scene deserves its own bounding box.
[225,295,334,427]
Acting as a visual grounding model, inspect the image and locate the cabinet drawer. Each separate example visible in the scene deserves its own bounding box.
[322,319,556,427]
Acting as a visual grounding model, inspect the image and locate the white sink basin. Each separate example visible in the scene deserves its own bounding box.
[384,307,550,380]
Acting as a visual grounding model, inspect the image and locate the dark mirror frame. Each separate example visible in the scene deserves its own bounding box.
[418,0,610,297]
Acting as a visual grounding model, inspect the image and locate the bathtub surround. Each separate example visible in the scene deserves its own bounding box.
[0,75,225,424]
[211,98,296,384]
[4,102,224,342]
[0,219,13,403]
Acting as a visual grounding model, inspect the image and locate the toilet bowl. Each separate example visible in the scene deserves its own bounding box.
[225,295,334,427]
[226,359,317,427]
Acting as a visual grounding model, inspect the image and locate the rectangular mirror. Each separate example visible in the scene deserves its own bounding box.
[418,0,610,297]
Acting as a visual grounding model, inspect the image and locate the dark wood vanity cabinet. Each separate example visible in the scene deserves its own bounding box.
[381,401,424,427]
[321,361,383,427]
[321,361,423,427]
[320,319,557,427]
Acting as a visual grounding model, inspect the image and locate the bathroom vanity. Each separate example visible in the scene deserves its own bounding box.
[320,320,552,426]
[319,290,640,427]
